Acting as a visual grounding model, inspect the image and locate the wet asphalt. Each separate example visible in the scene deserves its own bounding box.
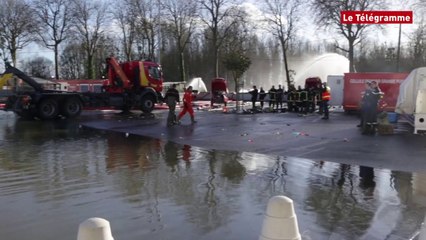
[80,107,426,173]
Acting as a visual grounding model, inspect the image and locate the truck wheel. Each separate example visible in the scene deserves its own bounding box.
[37,98,59,120]
[61,97,82,118]
[140,95,155,113]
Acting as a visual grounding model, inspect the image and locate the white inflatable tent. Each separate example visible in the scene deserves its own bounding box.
[395,67,426,114]
[395,67,426,133]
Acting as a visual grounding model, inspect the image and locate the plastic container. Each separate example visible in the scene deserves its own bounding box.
[387,112,398,123]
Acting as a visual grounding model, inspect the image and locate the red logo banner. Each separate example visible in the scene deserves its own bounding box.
[341,11,413,24]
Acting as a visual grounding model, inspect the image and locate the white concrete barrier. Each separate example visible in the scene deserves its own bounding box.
[77,217,114,240]
[259,195,301,240]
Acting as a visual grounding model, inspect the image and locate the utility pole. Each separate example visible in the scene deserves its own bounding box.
[396,24,402,72]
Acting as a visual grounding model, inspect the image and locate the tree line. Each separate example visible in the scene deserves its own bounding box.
[1,0,425,91]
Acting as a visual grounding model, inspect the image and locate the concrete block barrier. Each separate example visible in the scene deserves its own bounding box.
[77,217,114,240]
[259,195,301,240]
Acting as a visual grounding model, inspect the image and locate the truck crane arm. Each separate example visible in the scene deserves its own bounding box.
[106,57,131,89]
[3,62,44,92]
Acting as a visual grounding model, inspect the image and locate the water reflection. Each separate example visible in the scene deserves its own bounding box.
[163,142,179,171]
[359,166,376,196]
[413,172,426,207]
[220,152,246,183]
[182,144,191,162]
[304,163,375,239]
[105,134,160,170]
[0,114,426,240]
[263,157,288,193]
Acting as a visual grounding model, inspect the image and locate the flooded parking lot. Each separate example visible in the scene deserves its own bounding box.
[0,112,425,240]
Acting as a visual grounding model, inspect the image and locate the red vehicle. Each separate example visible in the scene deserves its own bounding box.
[211,78,228,106]
[343,72,409,112]
[2,57,164,119]
[103,57,162,95]
[305,77,322,89]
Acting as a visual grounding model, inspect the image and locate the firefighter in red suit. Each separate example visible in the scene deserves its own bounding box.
[177,86,197,124]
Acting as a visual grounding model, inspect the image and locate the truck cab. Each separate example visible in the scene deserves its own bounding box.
[211,78,228,107]
[101,57,164,113]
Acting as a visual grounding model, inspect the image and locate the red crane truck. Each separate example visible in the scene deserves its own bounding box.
[1,57,164,120]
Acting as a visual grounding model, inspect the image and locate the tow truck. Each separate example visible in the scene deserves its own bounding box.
[1,57,164,120]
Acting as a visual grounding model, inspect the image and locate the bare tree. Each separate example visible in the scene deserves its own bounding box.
[112,0,137,61]
[160,0,199,82]
[262,0,300,90]
[71,0,109,79]
[33,0,71,79]
[211,11,250,96]
[199,0,246,78]
[0,0,37,66]
[415,0,426,12]
[60,42,86,79]
[408,20,426,69]
[22,56,53,78]
[93,35,119,78]
[0,37,8,65]
[312,0,384,72]
[127,0,161,61]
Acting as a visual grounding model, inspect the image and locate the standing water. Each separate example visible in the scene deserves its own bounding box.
[0,112,425,240]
